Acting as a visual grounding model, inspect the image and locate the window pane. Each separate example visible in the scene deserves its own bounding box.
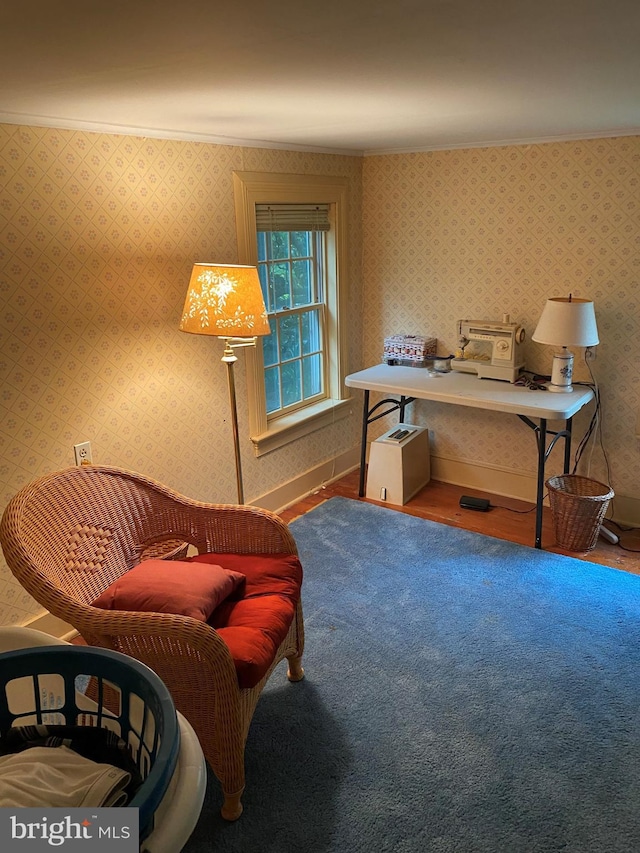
[301,308,321,355]
[302,354,322,399]
[265,367,281,414]
[269,263,291,311]
[257,233,268,263]
[278,314,301,361]
[281,362,301,407]
[268,232,289,260]
[262,317,278,367]
[292,259,312,307]
[257,264,271,310]
[291,231,311,258]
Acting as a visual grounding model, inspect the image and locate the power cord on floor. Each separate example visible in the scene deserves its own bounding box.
[490,502,539,514]
[460,496,544,514]
[616,543,640,553]
[601,519,640,552]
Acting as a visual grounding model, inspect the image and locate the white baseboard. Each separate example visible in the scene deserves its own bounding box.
[252,446,361,513]
[431,454,540,503]
[609,493,640,528]
[431,453,640,526]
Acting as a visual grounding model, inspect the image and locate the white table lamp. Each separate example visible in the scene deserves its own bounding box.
[532,296,599,392]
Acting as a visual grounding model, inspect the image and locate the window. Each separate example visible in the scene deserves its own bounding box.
[257,206,329,415]
[233,172,350,456]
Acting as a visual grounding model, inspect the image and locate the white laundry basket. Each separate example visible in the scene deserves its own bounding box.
[0,627,206,853]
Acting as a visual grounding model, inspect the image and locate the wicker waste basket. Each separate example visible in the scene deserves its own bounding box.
[546,474,614,552]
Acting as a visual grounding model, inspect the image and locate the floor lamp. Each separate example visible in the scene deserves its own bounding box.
[179,263,271,504]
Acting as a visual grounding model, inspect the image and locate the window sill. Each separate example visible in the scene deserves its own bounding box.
[250,398,352,457]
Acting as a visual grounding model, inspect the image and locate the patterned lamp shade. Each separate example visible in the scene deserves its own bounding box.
[179,263,270,337]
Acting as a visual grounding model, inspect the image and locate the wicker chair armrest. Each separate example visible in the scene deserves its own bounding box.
[163,502,297,556]
[74,603,241,691]
[94,466,298,557]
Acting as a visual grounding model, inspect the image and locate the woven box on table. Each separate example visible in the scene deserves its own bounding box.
[546,474,614,552]
[383,334,437,367]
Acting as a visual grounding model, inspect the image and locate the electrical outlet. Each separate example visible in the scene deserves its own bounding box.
[73,441,92,466]
[585,346,597,361]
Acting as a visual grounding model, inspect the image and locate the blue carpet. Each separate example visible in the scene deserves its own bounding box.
[184,497,640,853]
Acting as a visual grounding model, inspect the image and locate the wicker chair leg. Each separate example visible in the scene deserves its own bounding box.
[286,654,305,682]
[221,787,244,821]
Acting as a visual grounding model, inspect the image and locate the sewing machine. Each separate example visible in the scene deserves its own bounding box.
[451,317,525,382]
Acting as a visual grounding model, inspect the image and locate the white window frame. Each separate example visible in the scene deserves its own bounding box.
[233,171,350,457]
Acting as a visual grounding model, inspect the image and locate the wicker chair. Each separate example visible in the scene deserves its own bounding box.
[0,465,305,821]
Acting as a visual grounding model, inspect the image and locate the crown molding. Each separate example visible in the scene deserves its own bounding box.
[0,112,363,157]
[364,127,640,156]
[2,111,638,160]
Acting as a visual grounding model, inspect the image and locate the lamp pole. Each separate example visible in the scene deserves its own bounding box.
[221,341,244,505]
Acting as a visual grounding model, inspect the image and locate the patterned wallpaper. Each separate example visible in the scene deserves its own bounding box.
[0,124,363,624]
[1,123,639,627]
[362,137,640,507]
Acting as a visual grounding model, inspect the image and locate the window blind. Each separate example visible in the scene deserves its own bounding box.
[255,203,330,232]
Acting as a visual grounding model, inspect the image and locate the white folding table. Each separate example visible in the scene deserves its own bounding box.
[345,364,595,548]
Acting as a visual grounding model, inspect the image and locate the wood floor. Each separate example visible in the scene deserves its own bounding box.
[279,470,640,576]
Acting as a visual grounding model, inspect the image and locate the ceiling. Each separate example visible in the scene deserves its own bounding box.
[1,0,639,154]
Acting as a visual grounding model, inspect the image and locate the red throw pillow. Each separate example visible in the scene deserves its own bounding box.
[92,559,245,622]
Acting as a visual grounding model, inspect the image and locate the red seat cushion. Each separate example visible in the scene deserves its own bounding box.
[189,553,302,688]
